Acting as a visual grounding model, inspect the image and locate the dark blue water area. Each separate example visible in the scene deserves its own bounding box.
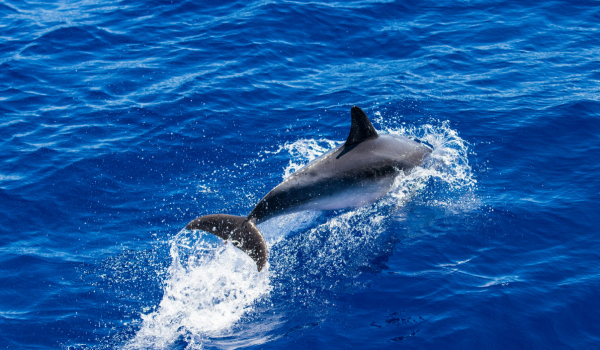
[1,0,600,348]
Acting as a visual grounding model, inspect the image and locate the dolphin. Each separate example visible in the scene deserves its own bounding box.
[186,106,432,271]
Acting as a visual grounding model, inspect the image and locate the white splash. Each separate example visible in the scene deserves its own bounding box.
[125,230,272,350]
[384,120,479,213]
[278,139,341,179]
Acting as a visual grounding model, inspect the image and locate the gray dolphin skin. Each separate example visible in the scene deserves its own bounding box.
[186,106,432,271]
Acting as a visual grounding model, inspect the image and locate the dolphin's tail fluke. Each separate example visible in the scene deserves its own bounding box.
[186,214,268,272]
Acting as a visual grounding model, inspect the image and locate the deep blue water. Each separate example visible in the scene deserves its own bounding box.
[2,0,600,348]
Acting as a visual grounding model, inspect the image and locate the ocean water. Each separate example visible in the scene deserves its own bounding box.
[1,0,599,349]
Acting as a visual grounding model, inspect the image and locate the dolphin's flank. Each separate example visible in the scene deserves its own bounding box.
[186,106,432,271]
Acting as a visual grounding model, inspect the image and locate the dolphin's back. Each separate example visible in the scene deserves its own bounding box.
[249,134,431,222]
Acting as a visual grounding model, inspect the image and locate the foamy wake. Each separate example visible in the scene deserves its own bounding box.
[126,119,476,349]
[125,231,272,350]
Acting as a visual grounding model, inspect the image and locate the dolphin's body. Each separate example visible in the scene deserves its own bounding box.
[186,106,432,271]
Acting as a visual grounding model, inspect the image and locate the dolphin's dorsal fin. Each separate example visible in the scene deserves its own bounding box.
[345,106,378,146]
